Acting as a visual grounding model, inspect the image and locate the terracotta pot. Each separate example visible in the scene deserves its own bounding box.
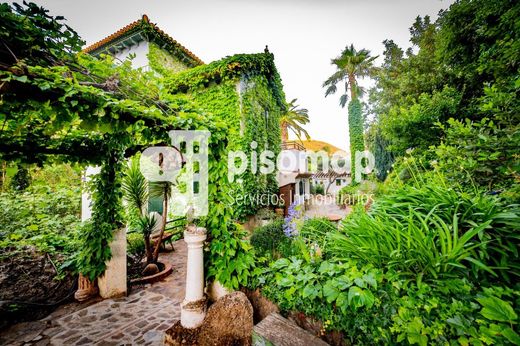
[74,273,98,302]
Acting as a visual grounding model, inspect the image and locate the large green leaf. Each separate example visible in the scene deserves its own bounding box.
[477,296,517,322]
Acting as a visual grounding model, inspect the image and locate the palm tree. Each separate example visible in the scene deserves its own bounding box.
[323,44,377,105]
[122,158,155,264]
[280,98,311,142]
[122,157,172,265]
[149,180,173,263]
[323,44,377,180]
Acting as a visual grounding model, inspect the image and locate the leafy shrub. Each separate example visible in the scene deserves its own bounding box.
[435,117,520,199]
[253,257,520,345]
[0,186,81,256]
[299,217,335,250]
[336,181,374,207]
[206,223,257,290]
[10,165,31,191]
[31,163,82,190]
[250,220,284,255]
[329,176,520,284]
[311,183,324,195]
[127,232,145,257]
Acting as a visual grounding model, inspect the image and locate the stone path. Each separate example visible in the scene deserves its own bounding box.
[0,240,187,346]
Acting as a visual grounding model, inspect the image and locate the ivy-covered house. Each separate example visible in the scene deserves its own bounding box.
[85,15,286,218]
[84,15,203,72]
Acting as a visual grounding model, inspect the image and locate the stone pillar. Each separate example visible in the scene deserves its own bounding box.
[79,166,127,300]
[75,166,101,302]
[97,227,127,298]
[181,225,208,328]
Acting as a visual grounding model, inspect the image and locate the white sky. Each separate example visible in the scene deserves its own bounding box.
[31,0,453,151]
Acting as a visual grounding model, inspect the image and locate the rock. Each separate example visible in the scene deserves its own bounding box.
[253,313,329,346]
[242,288,279,324]
[165,292,253,346]
[198,291,253,345]
[142,263,159,276]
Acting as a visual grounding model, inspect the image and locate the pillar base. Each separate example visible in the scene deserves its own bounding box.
[180,297,207,329]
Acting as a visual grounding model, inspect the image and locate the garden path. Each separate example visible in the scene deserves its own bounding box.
[304,195,351,220]
[0,240,187,346]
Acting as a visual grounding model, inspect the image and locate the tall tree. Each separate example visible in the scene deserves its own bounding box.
[323,44,377,180]
[280,98,310,142]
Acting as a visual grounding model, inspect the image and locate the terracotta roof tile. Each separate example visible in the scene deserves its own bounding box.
[83,15,203,66]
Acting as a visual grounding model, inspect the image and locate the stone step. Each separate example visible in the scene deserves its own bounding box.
[253,313,329,346]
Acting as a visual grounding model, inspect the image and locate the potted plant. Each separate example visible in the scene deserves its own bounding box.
[275,202,285,216]
[122,158,174,282]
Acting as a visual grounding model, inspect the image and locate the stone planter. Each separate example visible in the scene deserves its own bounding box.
[74,273,98,302]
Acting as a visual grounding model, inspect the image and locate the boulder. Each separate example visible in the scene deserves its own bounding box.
[242,288,279,323]
[165,291,253,346]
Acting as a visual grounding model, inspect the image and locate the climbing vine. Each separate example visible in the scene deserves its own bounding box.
[166,53,285,219]
[0,2,287,289]
[148,42,189,76]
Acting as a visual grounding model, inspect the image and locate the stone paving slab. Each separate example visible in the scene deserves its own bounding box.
[48,290,180,345]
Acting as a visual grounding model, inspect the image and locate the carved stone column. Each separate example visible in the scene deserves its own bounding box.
[180,225,207,328]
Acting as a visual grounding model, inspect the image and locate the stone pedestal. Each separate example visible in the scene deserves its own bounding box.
[181,226,207,328]
[97,227,127,298]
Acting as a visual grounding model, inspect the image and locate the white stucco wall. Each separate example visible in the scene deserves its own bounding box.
[113,41,150,69]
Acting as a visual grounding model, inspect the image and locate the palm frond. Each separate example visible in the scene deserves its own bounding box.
[122,158,148,215]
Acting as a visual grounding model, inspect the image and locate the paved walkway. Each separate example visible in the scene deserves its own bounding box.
[0,240,187,346]
[304,195,351,220]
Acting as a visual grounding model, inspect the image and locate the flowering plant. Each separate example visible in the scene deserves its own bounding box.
[283,202,305,237]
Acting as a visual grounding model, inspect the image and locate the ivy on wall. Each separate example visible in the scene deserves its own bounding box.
[148,42,189,76]
[166,53,286,219]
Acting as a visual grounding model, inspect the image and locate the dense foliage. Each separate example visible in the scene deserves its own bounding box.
[165,53,285,219]
[250,1,520,344]
[0,186,80,258]
[0,3,281,288]
[368,0,519,195]
[253,257,519,345]
[250,220,285,255]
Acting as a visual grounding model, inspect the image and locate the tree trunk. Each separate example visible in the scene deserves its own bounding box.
[152,185,168,263]
[348,100,364,183]
[281,122,288,142]
[325,175,335,195]
[348,74,357,100]
[144,233,153,264]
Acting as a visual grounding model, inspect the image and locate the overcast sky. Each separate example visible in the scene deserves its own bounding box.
[31,0,453,150]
